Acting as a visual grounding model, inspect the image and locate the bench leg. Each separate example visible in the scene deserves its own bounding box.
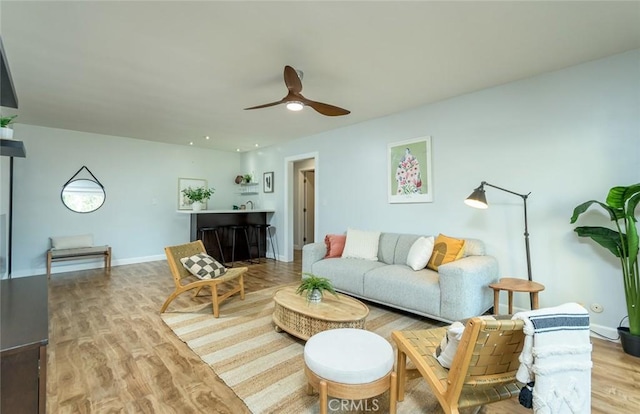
[105,247,112,272]
[46,251,52,279]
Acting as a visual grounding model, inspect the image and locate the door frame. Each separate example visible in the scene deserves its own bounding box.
[284,152,319,262]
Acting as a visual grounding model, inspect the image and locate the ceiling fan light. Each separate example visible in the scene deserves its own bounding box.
[286,101,304,111]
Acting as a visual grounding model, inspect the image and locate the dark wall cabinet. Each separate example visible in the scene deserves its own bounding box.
[1,276,48,413]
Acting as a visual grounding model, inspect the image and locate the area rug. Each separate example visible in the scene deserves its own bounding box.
[161,285,458,413]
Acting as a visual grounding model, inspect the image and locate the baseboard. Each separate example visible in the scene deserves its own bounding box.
[10,254,166,278]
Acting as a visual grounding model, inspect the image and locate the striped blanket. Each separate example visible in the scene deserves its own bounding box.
[512,303,592,414]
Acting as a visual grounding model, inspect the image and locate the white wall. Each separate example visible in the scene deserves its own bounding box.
[11,125,241,276]
[242,49,640,335]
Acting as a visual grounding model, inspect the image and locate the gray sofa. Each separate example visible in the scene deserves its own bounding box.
[302,233,499,323]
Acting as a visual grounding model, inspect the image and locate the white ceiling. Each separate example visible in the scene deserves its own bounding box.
[1,1,639,152]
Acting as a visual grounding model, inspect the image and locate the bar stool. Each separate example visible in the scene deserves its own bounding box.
[250,224,277,262]
[227,225,254,267]
[198,226,226,264]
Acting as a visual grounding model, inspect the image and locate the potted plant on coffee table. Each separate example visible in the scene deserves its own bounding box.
[181,186,215,211]
[296,273,338,303]
[570,183,640,357]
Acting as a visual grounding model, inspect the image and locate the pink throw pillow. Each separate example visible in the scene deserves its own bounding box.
[325,234,347,258]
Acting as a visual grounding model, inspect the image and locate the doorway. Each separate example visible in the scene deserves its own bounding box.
[284,153,318,262]
[302,170,315,247]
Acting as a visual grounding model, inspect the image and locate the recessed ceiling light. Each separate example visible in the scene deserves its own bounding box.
[255,144,259,147]
[189,142,194,146]
[205,136,210,140]
[236,148,240,152]
[286,101,304,111]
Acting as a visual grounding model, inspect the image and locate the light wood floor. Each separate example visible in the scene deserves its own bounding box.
[46,253,639,413]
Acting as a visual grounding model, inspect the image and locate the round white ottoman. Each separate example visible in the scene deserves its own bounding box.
[303,328,397,414]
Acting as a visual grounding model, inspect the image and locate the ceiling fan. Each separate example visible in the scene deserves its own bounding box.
[244,65,350,116]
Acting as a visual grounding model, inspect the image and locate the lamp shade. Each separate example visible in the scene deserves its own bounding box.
[465,187,488,209]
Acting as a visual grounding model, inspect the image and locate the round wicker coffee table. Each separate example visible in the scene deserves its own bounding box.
[272,286,369,341]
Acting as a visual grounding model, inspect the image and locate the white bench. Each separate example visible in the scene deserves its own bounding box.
[46,234,111,278]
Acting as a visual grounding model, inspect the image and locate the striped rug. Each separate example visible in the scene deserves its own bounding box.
[161,285,458,413]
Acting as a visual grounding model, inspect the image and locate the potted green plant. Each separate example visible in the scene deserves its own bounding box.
[243,174,253,184]
[296,273,338,303]
[181,186,215,211]
[570,183,640,357]
[0,115,17,139]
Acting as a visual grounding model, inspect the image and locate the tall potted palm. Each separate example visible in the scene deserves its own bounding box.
[570,184,640,357]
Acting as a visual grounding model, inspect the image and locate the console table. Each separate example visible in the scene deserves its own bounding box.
[1,275,48,413]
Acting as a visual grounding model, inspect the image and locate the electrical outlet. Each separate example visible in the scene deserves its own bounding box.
[590,303,604,313]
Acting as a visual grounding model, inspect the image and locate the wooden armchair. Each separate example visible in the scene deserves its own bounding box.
[161,240,247,317]
[392,317,525,414]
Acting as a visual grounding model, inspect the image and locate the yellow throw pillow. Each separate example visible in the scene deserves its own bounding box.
[426,234,466,271]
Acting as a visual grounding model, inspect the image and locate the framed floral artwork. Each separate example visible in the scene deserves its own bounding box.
[387,136,433,203]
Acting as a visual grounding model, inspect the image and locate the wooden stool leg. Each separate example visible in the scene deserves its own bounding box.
[532,292,539,309]
[508,291,514,314]
[319,380,328,414]
[492,288,500,315]
[306,382,315,395]
[396,349,406,401]
[390,371,397,414]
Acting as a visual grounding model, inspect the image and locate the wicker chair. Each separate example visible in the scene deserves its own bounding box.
[392,317,525,414]
[161,240,247,317]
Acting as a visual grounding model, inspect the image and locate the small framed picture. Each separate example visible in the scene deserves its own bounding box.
[263,172,274,193]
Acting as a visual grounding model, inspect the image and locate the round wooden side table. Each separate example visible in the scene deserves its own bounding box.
[489,277,545,314]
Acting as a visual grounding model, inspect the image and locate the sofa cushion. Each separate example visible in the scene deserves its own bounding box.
[406,236,435,271]
[393,234,422,265]
[462,238,485,257]
[51,234,94,249]
[377,233,400,265]
[325,234,347,258]
[342,228,381,261]
[311,258,385,296]
[427,234,466,271]
[363,265,441,316]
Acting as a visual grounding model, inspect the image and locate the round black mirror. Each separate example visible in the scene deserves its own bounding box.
[61,179,106,213]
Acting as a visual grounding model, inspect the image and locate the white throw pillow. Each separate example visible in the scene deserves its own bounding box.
[434,321,465,368]
[406,236,435,271]
[50,234,94,249]
[341,228,381,261]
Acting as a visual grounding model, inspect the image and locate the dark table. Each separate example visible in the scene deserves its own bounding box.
[1,275,48,414]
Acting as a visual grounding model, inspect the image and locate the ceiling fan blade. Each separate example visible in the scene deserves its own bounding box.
[302,98,351,116]
[284,65,302,93]
[244,100,285,110]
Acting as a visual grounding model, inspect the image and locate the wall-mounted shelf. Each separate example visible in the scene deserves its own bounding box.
[1,139,26,158]
[238,182,259,195]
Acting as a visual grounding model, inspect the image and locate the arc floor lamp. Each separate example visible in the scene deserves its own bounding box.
[465,181,533,286]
